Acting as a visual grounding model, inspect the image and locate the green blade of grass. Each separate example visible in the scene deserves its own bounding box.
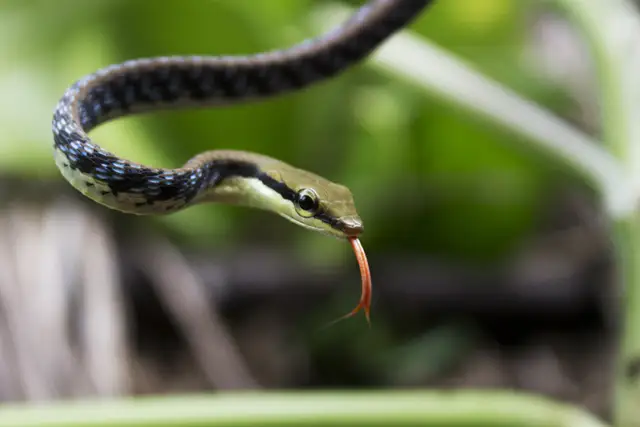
[0,391,609,427]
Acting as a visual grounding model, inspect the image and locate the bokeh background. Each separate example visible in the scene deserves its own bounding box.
[0,0,617,419]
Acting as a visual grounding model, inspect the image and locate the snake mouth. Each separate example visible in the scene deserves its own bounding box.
[336,216,364,237]
[280,214,332,235]
[280,213,362,239]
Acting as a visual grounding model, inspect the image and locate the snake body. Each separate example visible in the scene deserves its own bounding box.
[52,0,434,238]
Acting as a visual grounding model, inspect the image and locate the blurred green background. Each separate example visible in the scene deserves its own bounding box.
[0,0,613,419]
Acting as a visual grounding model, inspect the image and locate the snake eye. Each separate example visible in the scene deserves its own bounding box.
[295,188,320,217]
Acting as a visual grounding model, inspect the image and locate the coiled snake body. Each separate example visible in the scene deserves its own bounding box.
[51,0,436,321]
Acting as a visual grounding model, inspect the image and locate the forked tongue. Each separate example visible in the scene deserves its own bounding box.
[321,237,372,329]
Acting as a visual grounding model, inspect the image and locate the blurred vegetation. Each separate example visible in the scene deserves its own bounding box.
[0,0,620,425]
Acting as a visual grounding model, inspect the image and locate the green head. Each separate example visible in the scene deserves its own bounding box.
[260,166,364,239]
[195,150,364,239]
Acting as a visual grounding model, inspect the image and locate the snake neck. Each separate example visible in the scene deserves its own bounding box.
[184,150,296,209]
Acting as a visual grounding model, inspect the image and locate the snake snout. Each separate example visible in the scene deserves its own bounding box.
[339,216,364,237]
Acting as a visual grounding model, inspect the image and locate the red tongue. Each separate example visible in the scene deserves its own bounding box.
[323,237,372,328]
[348,237,372,324]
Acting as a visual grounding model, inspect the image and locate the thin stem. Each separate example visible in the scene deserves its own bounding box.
[549,1,640,426]
[0,391,609,427]
[554,0,640,188]
[613,218,640,427]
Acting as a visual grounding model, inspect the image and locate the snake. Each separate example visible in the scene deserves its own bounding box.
[51,0,436,323]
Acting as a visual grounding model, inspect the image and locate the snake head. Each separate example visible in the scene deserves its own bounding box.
[190,150,363,239]
[261,166,364,239]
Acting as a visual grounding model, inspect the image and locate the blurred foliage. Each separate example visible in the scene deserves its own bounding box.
[0,1,618,425]
[0,0,575,265]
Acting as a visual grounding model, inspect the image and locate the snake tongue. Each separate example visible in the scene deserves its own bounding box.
[348,237,372,324]
[323,237,372,328]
